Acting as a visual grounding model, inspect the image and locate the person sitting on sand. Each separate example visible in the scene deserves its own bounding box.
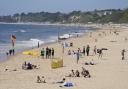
[22,61,27,70]
[37,76,42,83]
[37,76,46,83]
[68,50,71,55]
[97,49,103,58]
[66,70,75,77]
[90,59,95,65]
[85,59,95,65]
[75,70,80,77]
[81,67,91,78]
[27,62,33,69]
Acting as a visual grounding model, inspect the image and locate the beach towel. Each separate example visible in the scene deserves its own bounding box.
[63,82,73,87]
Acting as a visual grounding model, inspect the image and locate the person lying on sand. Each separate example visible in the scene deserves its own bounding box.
[56,78,66,84]
[22,61,39,70]
[55,78,73,87]
[85,59,96,65]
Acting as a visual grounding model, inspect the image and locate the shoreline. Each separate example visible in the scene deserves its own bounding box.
[0,23,97,63]
[2,28,93,63]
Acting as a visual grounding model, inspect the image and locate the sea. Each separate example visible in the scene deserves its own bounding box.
[0,23,95,62]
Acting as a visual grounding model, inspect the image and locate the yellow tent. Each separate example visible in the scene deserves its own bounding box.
[51,59,63,69]
[22,50,40,57]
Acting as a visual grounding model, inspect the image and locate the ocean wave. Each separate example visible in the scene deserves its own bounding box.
[59,34,73,39]
[13,31,18,33]
[20,30,26,33]
[13,30,26,33]
[16,39,44,47]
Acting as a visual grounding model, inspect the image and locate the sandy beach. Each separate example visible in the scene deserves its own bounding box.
[0,24,128,89]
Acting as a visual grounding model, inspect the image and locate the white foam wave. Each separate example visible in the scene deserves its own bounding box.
[59,34,71,39]
[20,30,26,33]
[13,30,26,33]
[71,32,84,35]
[13,31,18,33]
[16,39,44,47]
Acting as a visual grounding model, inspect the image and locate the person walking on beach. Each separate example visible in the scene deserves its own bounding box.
[86,45,90,56]
[76,50,80,64]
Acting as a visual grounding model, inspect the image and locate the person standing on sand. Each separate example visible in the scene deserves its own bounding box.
[76,50,80,64]
[9,49,12,56]
[121,49,126,60]
[38,41,40,48]
[46,47,49,59]
[51,48,54,59]
[41,48,45,59]
[12,49,15,55]
[86,45,90,56]
[93,45,97,55]
[48,48,51,59]
[83,46,85,56]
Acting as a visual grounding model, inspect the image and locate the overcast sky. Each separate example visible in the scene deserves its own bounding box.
[0,0,128,15]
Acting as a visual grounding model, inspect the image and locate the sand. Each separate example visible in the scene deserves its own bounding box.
[0,25,128,89]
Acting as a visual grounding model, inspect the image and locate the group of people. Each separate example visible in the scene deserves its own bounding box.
[67,44,108,64]
[40,47,54,59]
[6,49,15,56]
[66,67,91,78]
[22,61,38,70]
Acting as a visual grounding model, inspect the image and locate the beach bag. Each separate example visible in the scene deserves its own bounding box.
[51,59,63,69]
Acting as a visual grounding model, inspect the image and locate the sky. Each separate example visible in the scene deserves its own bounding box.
[0,0,128,16]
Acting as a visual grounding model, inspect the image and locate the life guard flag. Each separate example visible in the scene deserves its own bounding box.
[11,35,16,47]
